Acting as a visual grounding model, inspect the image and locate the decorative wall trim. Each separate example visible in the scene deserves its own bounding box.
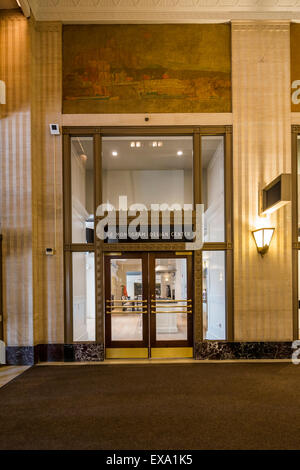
[27,0,300,22]
[195,341,293,360]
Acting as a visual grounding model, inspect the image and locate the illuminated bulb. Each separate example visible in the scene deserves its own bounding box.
[112,151,118,156]
[152,141,158,147]
[80,154,87,163]
[130,142,135,147]
[177,150,183,156]
[136,141,141,147]
[158,141,163,147]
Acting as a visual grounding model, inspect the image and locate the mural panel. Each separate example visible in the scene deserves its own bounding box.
[62,24,231,114]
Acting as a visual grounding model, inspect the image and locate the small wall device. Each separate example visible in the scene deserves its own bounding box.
[45,248,55,256]
[260,174,291,215]
[49,124,60,135]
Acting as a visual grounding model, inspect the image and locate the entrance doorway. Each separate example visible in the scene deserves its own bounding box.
[105,252,193,359]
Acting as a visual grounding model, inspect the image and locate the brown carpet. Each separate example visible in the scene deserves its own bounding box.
[0,363,299,450]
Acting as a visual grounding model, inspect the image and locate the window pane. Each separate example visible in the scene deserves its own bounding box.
[71,136,94,243]
[298,251,300,339]
[203,251,226,340]
[155,258,188,341]
[297,136,300,241]
[72,252,95,341]
[201,136,225,242]
[102,136,193,209]
[110,258,143,341]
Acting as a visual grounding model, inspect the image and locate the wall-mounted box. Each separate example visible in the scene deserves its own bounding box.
[260,174,291,215]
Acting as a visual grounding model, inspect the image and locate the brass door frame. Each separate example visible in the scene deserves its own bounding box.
[62,125,233,345]
[292,126,300,339]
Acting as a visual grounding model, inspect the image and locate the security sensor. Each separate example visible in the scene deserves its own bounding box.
[45,248,55,256]
[49,124,60,135]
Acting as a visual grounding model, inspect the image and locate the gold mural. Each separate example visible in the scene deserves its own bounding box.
[62,24,231,114]
[291,23,300,111]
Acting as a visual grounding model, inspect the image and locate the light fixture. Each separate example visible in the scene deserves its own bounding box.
[136,141,141,148]
[158,141,163,147]
[80,154,87,163]
[177,150,183,156]
[152,141,158,147]
[112,151,118,156]
[130,142,135,147]
[252,228,275,257]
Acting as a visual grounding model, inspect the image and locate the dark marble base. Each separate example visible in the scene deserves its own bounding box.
[6,346,35,365]
[194,341,293,360]
[5,342,293,364]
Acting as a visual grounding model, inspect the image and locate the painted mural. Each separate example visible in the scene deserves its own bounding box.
[62,24,231,114]
[291,24,300,111]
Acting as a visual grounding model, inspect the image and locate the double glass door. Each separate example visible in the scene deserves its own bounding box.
[105,252,193,358]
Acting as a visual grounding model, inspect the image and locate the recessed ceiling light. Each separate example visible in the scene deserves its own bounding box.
[177,150,183,156]
[130,142,135,147]
[152,141,158,147]
[136,141,141,147]
[112,151,118,156]
[158,141,163,147]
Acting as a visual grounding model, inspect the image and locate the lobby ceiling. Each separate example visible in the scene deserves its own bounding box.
[25,0,300,23]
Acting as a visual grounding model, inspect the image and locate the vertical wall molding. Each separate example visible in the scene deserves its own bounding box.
[232,21,293,340]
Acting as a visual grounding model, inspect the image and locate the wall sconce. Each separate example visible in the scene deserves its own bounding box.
[252,228,275,257]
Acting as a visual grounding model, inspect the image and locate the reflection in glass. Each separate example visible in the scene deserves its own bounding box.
[71,136,94,243]
[202,251,226,340]
[72,252,95,341]
[154,258,188,341]
[109,259,143,341]
[201,136,225,242]
[102,136,193,209]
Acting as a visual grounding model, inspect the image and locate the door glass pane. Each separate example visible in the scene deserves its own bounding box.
[202,251,226,340]
[154,258,188,341]
[102,136,193,209]
[72,252,95,341]
[201,136,225,242]
[109,259,143,341]
[71,136,94,243]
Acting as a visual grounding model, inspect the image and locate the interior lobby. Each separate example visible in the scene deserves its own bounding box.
[1,0,300,452]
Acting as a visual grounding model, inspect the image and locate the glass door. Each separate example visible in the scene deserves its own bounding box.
[105,253,149,358]
[149,253,193,357]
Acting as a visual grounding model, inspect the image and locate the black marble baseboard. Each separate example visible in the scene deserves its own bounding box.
[194,341,293,360]
[6,346,35,365]
[5,341,293,365]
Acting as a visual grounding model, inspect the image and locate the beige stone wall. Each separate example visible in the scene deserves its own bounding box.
[0,16,295,346]
[31,20,64,344]
[0,11,33,346]
[232,21,293,341]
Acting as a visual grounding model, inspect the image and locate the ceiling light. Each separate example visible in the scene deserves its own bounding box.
[152,141,158,147]
[80,154,87,163]
[136,141,141,148]
[158,141,163,147]
[177,150,183,156]
[112,151,118,157]
[130,142,135,147]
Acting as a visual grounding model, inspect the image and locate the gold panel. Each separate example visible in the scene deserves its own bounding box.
[151,347,193,359]
[106,348,148,359]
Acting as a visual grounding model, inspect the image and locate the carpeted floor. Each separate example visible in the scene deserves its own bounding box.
[0,363,299,450]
